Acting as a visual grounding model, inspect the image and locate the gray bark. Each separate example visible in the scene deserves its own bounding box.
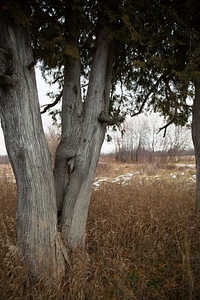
[54,58,83,213]
[54,27,113,249]
[0,13,66,280]
[192,80,200,212]
[0,6,114,281]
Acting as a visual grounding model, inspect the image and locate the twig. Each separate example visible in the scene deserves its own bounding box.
[41,90,63,114]
[158,81,178,137]
[131,75,163,117]
[52,75,64,84]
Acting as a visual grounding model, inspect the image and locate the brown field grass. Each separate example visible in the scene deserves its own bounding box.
[0,159,200,299]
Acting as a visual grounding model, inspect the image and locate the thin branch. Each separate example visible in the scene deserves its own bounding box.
[158,104,178,137]
[158,81,178,137]
[41,90,63,114]
[131,75,163,117]
[81,82,89,88]
[52,75,64,84]
[131,94,149,117]
[181,103,193,109]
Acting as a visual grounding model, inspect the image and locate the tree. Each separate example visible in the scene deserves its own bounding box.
[106,0,200,205]
[0,1,67,280]
[119,0,200,207]
[113,114,192,163]
[0,0,200,283]
[0,0,131,281]
[167,125,192,161]
[114,116,152,163]
[162,0,200,208]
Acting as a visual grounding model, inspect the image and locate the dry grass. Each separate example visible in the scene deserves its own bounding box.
[0,161,200,299]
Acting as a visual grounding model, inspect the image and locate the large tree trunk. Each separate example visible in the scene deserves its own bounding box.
[0,11,65,280]
[192,80,200,212]
[54,27,113,249]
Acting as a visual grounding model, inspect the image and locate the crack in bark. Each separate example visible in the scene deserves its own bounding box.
[67,157,75,174]
[55,232,70,266]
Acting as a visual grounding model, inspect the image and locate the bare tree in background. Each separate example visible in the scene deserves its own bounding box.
[114,116,151,163]
[114,115,193,163]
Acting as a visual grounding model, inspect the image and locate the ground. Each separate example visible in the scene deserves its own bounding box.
[0,155,199,299]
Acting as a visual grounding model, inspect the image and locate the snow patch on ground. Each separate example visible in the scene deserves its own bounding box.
[93,167,196,190]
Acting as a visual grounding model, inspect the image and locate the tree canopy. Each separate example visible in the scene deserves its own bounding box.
[27,0,200,129]
[4,0,200,125]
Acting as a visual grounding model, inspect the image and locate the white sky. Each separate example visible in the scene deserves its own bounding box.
[0,68,193,155]
[0,68,55,155]
[0,67,115,155]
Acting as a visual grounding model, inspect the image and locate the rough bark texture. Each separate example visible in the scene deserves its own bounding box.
[0,12,65,280]
[53,27,113,249]
[0,4,114,281]
[54,58,83,214]
[192,80,200,211]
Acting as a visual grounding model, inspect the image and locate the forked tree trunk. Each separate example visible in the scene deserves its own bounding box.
[0,12,65,280]
[1,5,114,282]
[192,80,200,212]
[54,27,113,249]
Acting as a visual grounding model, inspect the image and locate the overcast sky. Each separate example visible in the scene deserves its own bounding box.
[0,68,56,155]
[1,67,192,156]
[0,67,115,155]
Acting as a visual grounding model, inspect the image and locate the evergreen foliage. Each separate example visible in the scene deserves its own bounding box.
[2,0,200,125]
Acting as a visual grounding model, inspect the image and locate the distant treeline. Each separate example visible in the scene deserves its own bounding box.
[0,155,9,164]
[115,147,195,163]
[0,149,195,165]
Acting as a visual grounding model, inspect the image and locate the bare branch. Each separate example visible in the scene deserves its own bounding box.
[131,93,149,117]
[81,82,89,88]
[181,103,192,109]
[41,90,63,114]
[52,75,64,84]
[158,81,178,137]
[131,75,163,117]
[158,106,178,137]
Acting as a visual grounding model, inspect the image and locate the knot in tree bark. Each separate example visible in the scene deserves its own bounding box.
[0,47,18,88]
[98,111,124,126]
